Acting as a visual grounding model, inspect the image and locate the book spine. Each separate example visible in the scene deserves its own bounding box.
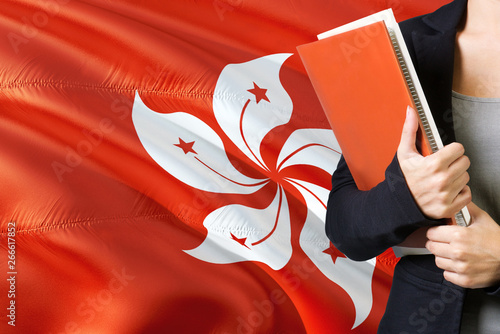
[387,28,439,153]
[387,27,470,227]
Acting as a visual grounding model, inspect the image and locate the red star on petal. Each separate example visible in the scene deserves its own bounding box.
[174,138,197,155]
[247,82,270,104]
[323,243,346,264]
[230,233,250,250]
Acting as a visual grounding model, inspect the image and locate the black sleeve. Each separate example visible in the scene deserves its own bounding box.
[325,154,439,261]
[484,285,500,297]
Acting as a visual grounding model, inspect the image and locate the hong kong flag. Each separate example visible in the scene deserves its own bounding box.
[0,1,449,333]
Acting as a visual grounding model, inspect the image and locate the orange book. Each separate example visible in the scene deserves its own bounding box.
[297,10,470,253]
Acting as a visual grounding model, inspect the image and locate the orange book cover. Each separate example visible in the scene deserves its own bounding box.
[297,20,430,191]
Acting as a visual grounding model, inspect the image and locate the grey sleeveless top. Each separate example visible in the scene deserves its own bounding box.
[452,91,500,334]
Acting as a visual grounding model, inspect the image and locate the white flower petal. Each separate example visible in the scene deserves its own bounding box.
[213,54,293,170]
[184,186,292,270]
[277,128,341,173]
[132,92,267,194]
[292,179,376,329]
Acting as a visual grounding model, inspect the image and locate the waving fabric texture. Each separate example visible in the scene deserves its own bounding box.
[0,1,450,333]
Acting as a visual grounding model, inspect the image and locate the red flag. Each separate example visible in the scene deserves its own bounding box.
[0,1,451,333]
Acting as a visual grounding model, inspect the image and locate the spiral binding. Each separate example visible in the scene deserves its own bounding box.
[388,27,469,227]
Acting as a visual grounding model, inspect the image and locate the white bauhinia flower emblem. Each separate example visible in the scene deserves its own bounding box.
[132,53,376,329]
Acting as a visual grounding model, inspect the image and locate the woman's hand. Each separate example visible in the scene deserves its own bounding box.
[426,202,500,288]
[397,106,472,219]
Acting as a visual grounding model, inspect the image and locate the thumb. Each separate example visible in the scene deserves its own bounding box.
[397,106,420,158]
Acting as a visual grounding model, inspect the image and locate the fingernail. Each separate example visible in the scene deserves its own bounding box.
[406,105,413,115]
